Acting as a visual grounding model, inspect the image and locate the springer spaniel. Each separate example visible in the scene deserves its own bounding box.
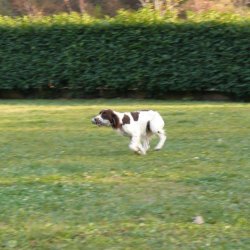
[92,109,167,155]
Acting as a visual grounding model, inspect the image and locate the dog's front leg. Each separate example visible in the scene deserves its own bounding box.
[142,135,150,152]
[129,136,146,155]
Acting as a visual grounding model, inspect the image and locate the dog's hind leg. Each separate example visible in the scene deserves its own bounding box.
[147,114,166,151]
[154,129,167,151]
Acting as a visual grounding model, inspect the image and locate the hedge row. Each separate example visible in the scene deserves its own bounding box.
[0,10,250,98]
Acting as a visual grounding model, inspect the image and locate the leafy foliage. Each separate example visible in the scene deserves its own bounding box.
[0,10,249,98]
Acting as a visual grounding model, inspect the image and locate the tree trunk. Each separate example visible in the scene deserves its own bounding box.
[78,0,86,13]
[64,0,72,13]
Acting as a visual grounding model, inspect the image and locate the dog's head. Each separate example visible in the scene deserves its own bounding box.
[91,109,120,128]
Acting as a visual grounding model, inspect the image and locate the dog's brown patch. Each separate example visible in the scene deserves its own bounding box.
[100,109,113,121]
[131,112,139,121]
[122,114,130,125]
[100,109,120,129]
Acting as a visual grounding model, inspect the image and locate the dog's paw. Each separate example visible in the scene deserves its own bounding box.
[154,147,161,151]
[134,150,146,155]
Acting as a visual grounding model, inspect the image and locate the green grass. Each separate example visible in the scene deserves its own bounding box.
[0,99,249,249]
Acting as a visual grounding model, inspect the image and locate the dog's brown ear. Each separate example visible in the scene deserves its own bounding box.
[111,113,120,129]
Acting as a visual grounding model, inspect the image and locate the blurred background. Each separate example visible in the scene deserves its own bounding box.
[0,0,249,17]
[0,1,249,100]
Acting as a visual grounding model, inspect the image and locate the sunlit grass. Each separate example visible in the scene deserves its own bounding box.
[0,99,249,249]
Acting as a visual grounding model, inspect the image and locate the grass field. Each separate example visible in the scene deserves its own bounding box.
[0,99,249,249]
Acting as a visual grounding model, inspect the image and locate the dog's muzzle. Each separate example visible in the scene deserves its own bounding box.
[92,118,102,126]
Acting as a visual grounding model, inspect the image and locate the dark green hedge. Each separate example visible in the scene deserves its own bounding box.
[0,11,250,98]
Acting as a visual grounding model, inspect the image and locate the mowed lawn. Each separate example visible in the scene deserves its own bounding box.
[0,99,249,249]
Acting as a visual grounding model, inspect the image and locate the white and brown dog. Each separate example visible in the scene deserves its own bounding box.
[92,109,167,155]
